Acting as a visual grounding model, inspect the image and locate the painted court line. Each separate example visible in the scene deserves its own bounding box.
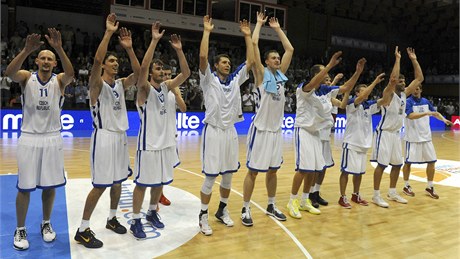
[70,147,312,258]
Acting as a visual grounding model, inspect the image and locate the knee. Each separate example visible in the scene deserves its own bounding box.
[248,170,258,179]
[220,174,232,190]
[201,176,216,195]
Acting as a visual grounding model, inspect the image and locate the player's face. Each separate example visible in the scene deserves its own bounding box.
[396,78,405,92]
[413,86,422,98]
[265,52,281,69]
[356,87,368,100]
[150,63,164,84]
[323,74,332,85]
[163,69,172,80]
[35,50,57,73]
[103,55,119,75]
[215,57,231,77]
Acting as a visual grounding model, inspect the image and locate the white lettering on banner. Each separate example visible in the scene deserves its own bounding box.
[335,117,347,129]
[282,116,295,129]
[176,113,201,130]
[453,119,460,126]
[2,113,75,130]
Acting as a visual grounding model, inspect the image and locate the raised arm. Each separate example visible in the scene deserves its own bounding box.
[389,46,401,84]
[240,19,254,72]
[4,34,42,88]
[199,16,214,74]
[354,73,385,105]
[336,90,351,109]
[377,77,397,107]
[269,17,294,74]
[118,27,140,89]
[166,34,191,90]
[137,21,164,105]
[89,13,118,104]
[303,51,342,92]
[404,47,424,96]
[251,11,267,87]
[339,58,366,94]
[45,28,74,93]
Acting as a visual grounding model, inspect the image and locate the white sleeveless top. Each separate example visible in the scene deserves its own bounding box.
[137,83,175,150]
[253,70,286,132]
[376,92,406,132]
[199,63,248,129]
[343,98,380,150]
[21,72,64,134]
[90,79,128,132]
[167,91,177,138]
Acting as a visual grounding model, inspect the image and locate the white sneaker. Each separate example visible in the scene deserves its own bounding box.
[199,213,213,236]
[215,207,234,227]
[41,222,57,242]
[372,195,389,208]
[13,227,29,250]
[299,198,321,215]
[387,192,408,204]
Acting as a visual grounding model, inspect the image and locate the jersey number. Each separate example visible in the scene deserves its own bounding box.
[40,88,48,97]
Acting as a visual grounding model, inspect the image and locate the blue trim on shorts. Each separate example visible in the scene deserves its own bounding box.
[404,160,437,164]
[134,179,174,187]
[375,130,383,161]
[128,166,133,177]
[295,127,300,169]
[37,181,67,190]
[202,162,240,176]
[405,142,410,162]
[173,161,181,168]
[246,164,282,173]
[370,160,388,168]
[389,163,403,167]
[92,175,130,188]
[323,163,335,169]
[202,124,208,173]
[135,150,142,182]
[296,168,322,173]
[246,123,257,165]
[341,169,365,175]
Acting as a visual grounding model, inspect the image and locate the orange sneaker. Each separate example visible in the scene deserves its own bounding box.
[159,194,171,206]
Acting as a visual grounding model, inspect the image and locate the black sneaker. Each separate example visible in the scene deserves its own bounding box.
[241,207,253,227]
[309,193,320,208]
[266,204,287,221]
[314,191,329,206]
[74,228,103,248]
[106,216,127,234]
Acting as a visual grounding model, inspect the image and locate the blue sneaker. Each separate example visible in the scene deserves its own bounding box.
[130,219,146,240]
[146,210,165,229]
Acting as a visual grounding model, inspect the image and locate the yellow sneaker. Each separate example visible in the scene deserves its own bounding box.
[286,199,302,219]
[299,198,321,215]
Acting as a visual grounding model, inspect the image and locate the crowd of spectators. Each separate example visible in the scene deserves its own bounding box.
[1,20,458,119]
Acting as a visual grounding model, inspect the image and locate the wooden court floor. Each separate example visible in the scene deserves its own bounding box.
[1,131,459,258]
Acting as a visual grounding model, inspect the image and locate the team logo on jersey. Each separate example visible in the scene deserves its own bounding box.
[112,90,120,99]
[158,92,165,103]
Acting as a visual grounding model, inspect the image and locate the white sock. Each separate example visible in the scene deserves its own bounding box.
[79,219,90,232]
[201,203,209,211]
[404,181,410,187]
[388,188,396,195]
[220,197,228,204]
[373,190,380,197]
[301,192,309,199]
[290,194,298,200]
[309,186,314,193]
[268,197,275,205]
[314,184,321,192]
[42,219,50,225]
[149,204,157,212]
[243,201,250,208]
[427,181,433,188]
[132,213,141,219]
[109,209,117,219]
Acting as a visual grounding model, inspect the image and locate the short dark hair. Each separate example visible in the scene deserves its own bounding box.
[264,50,279,61]
[163,64,171,71]
[354,84,367,94]
[103,51,117,63]
[310,64,324,77]
[399,74,405,80]
[150,59,164,72]
[214,54,231,65]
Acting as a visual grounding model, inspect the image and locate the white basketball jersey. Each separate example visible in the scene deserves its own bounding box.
[167,91,177,137]
[376,92,406,132]
[137,82,175,150]
[343,98,380,149]
[295,84,338,133]
[404,96,435,142]
[90,79,128,132]
[20,72,64,134]
[253,72,285,132]
[199,63,248,129]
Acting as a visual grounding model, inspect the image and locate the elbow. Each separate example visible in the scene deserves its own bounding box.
[286,46,294,53]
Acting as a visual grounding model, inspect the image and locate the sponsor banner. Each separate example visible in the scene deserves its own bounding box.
[452,116,460,130]
[1,109,447,139]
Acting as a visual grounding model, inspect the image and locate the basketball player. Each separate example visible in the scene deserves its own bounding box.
[241,12,294,226]
[287,52,366,219]
[130,22,190,239]
[150,64,187,208]
[402,84,452,199]
[5,28,74,250]
[371,47,424,208]
[338,73,396,208]
[198,16,254,235]
[75,14,140,248]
